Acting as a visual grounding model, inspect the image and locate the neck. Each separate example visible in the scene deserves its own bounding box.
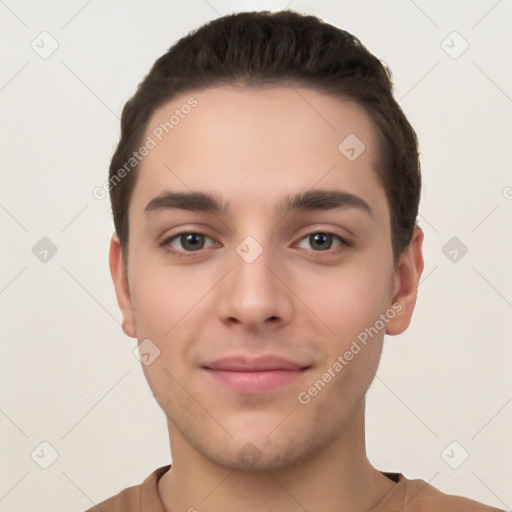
[158,400,396,512]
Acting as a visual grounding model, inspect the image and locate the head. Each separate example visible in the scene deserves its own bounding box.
[109,10,424,472]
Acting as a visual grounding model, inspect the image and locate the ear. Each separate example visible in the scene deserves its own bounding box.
[109,233,137,338]
[385,226,424,336]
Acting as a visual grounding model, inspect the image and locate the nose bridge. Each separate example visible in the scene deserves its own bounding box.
[217,232,292,327]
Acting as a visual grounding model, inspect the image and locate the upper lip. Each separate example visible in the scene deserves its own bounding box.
[202,355,309,372]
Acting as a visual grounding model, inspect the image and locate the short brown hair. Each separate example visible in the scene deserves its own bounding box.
[109,10,421,267]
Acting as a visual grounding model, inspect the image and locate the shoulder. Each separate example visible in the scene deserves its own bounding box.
[84,482,141,512]
[402,476,505,512]
[83,465,171,512]
[85,485,142,512]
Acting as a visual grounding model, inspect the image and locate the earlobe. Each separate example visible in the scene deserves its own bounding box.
[109,234,137,338]
[385,226,425,336]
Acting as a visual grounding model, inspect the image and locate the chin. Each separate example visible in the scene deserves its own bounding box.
[204,441,310,474]
[193,422,329,475]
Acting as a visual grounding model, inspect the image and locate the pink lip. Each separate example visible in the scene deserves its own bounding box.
[202,355,311,393]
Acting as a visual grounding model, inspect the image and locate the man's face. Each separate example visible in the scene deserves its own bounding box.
[113,85,409,471]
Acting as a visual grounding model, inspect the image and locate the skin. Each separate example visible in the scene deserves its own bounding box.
[110,85,424,511]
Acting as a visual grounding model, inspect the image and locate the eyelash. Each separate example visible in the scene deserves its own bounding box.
[159,230,352,257]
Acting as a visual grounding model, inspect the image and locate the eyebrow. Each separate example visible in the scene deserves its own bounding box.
[144,189,372,217]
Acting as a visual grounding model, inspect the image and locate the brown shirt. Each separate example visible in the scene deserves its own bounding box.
[85,465,505,512]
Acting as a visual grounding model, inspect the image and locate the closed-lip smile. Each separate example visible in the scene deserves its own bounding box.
[202,355,311,393]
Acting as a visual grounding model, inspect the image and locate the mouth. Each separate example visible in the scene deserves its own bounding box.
[201,355,312,393]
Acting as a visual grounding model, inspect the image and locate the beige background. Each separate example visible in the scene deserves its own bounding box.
[0,0,511,510]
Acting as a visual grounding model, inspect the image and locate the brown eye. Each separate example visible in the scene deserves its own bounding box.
[309,233,333,251]
[176,233,205,251]
[296,232,350,252]
[161,232,218,256]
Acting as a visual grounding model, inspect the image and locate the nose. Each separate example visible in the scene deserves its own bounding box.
[216,238,294,332]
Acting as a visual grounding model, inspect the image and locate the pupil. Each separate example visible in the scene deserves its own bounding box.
[183,234,203,250]
[312,233,331,250]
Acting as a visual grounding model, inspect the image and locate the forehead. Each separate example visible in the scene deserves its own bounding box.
[132,85,388,220]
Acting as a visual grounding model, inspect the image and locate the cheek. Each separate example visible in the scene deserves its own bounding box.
[132,280,172,337]
[298,263,391,343]
[130,265,200,401]
[129,261,205,337]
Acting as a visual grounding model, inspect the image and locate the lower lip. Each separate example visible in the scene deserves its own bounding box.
[203,368,308,393]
